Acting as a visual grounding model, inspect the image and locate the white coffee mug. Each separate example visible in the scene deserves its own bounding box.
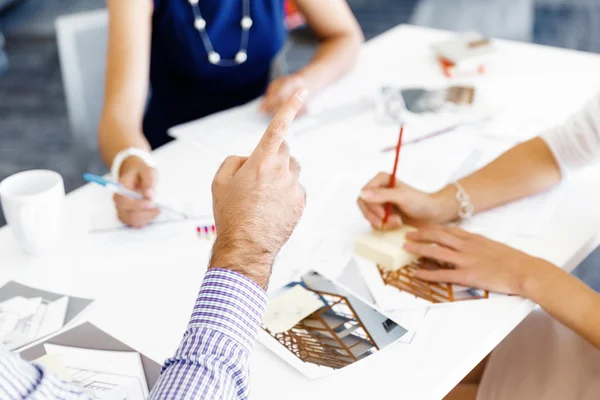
[0,170,65,255]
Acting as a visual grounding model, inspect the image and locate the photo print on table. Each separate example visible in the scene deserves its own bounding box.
[260,270,407,379]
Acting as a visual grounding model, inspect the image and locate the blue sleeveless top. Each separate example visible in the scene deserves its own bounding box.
[145,0,287,148]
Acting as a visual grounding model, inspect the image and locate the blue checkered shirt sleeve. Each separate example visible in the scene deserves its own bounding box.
[0,268,267,400]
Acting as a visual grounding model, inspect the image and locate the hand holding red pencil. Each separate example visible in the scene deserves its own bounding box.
[358,125,447,229]
[358,174,446,229]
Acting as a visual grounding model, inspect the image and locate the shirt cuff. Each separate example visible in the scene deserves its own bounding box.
[188,268,268,353]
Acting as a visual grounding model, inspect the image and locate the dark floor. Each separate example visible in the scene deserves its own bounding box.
[2,0,600,226]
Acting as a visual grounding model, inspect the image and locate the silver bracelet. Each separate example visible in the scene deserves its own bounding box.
[452,182,474,219]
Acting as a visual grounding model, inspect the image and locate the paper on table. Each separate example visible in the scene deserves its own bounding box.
[44,343,150,400]
[460,186,566,238]
[0,282,94,329]
[0,297,41,340]
[0,296,41,318]
[34,353,73,382]
[292,97,375,137]
[1,296,68,350]
[169,99,271,158]
[36,296,69,341]
[169,95,374,159]
[89,195,213,233]
[262,285,324,334]
[335,132,477,193]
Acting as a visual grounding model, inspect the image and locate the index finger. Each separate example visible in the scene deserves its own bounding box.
[252,89,308,159]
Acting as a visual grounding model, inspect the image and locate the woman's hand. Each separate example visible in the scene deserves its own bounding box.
[259,74,309,116]
[403,225,553,296]
[357,172,449,229]
[114,157,160,228]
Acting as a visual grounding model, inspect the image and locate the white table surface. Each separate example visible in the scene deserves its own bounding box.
[3,25,600,399]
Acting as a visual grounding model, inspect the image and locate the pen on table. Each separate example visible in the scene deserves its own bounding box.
[381,124,455,152]
[383,125,404,227]
[83,173,189,220]
[381,116,493,152]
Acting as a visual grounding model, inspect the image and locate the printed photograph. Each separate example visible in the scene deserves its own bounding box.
[261,270,407,378]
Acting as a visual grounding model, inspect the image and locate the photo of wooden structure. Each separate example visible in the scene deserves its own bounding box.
[270,290,378,369]
[378,258,489,303]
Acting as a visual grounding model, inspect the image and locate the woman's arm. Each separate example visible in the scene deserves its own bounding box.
[434,137,562,222]
[524,258,600,349]
[260,0,363,114]
[291,0,364,93]
[357,138,561,229]
[98,0,161,228]
[435,94,600,222]
[98,0,153,166]
[359,92,600,229]
[404,226,600,350]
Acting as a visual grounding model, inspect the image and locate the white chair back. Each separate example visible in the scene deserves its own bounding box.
[55,9,108,156]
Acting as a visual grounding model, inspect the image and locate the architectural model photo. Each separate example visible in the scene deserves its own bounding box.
[262,271,406,372]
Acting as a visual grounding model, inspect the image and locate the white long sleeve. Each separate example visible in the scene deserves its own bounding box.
[541,93,600,175]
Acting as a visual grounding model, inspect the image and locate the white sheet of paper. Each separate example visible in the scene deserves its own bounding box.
[169,99,271,158]
[35,353,73,382]
[0,296,41,319]
[90,195,213,233]
[1,296,68,350]
[37,296,69,338]
[460,186,566,238]
[169,94,373,159]
[0,314,19,338]
[262,285,324,334]
[44,344,149,400]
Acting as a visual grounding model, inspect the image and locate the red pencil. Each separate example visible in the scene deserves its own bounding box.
[383,125,404,225]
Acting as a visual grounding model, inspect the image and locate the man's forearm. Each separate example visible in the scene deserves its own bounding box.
[433,137,563,222]
[522,259,600,350]
[149,268,267,400]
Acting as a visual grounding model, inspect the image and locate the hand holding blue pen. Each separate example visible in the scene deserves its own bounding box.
[83,173,189,221]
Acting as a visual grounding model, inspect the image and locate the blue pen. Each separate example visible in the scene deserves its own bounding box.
[83,173,188,219]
